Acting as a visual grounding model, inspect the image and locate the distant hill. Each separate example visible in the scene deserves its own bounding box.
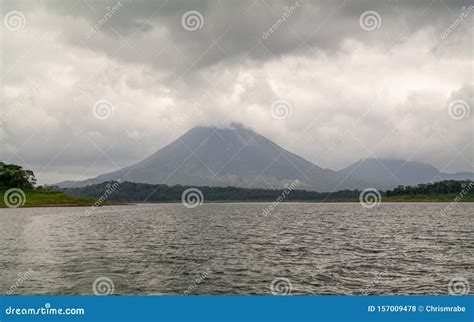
[62,181,360,203]
[56,123,367,192]
[61,180,474,204]
[339,158,474,190]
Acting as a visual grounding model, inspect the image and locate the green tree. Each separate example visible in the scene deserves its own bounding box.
[0,162,37,190]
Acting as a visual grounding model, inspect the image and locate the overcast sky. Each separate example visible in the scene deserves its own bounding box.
[1,0,473,184]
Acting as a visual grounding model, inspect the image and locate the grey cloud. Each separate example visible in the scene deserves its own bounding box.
[23,0,471,71]
[1,0,472,184]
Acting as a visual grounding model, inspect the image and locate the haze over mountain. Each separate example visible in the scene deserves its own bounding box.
[339,158,474,190]
[57,124,367,192]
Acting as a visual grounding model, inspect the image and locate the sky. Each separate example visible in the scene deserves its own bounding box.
[1,0,473,184]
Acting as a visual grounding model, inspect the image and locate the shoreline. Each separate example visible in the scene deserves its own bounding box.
[3,199,473,208]
[2,203,128,208]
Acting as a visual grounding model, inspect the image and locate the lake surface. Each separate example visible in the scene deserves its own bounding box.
[0,203,472,295]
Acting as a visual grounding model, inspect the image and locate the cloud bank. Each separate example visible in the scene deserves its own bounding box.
[1,0,472,184]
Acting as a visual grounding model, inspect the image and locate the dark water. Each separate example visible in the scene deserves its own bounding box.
[0,203,472,295]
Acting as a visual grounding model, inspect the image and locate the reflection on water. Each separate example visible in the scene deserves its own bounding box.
[0,203,472,295]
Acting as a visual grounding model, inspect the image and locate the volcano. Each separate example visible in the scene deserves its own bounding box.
[57,123,367,192]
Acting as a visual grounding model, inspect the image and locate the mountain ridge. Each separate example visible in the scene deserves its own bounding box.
[56,123,367,192]
[339,158,474,190]
[56,124,473,191]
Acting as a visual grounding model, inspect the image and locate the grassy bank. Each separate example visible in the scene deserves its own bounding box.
[382,193,474,202]
[0,189,111,208]
[2,188,472,208]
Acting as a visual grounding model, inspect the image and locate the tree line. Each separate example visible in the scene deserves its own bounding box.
[63,180,474,203]
[385,180,473,196]
[61,181,361,202]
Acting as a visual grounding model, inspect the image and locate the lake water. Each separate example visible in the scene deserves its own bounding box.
[0,203,472,295]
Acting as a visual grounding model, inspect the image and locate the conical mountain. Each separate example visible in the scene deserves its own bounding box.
[57,123,366,192]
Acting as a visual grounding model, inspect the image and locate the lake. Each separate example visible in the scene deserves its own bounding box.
[0,203,472,295]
